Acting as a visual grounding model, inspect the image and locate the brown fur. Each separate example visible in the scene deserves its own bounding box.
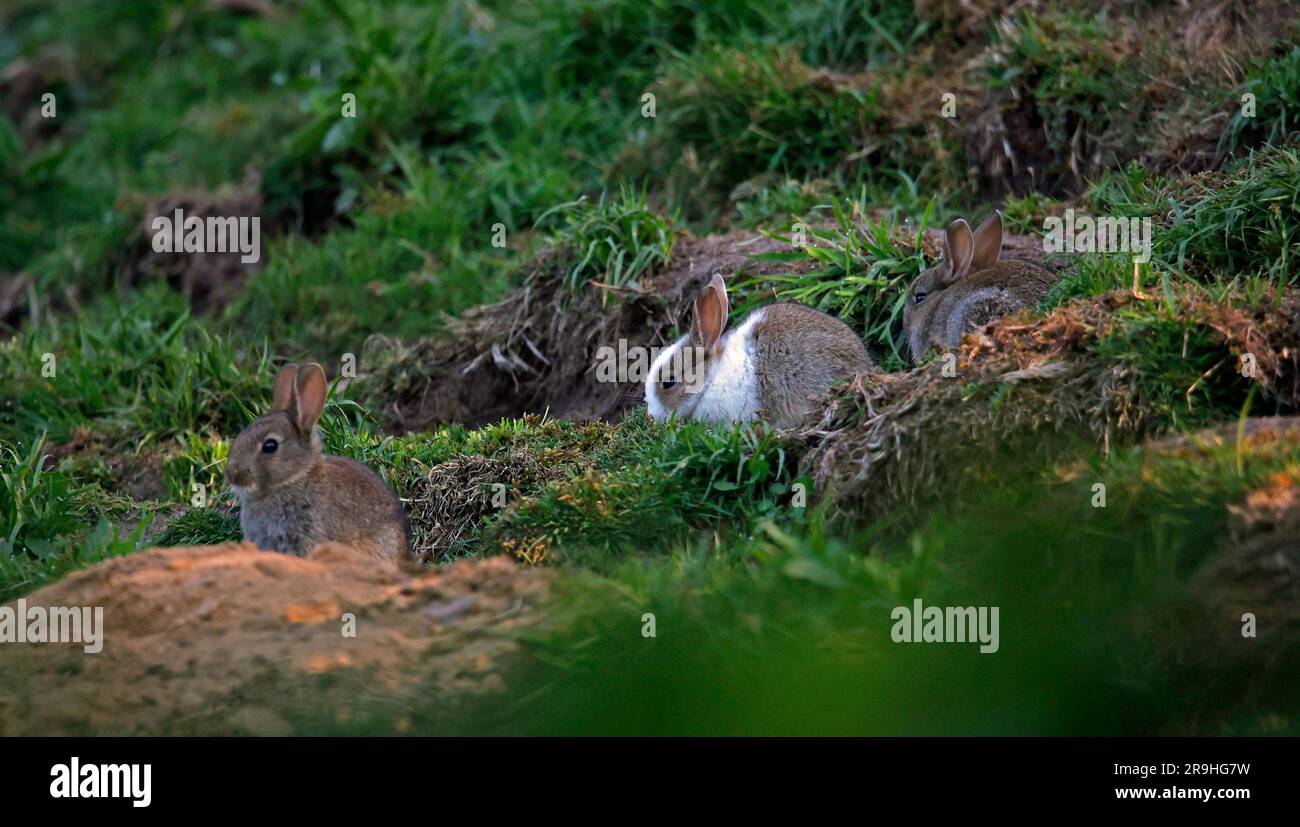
[227,363,409,561]
[903,211,1057,360]
[647,274,876,430]
[751,303,875,428]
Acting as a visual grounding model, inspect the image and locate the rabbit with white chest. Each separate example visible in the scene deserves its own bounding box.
[645,274,875,430]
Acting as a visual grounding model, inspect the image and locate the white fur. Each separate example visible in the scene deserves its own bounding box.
[644,336,689,421]
[645,310,764,425]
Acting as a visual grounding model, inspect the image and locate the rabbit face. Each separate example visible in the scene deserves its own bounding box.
[902,212,1005,360]
[645,336,707,420]
[645,273,730,422]
[226,363,329,497]
[226,411,318,496]
[902,261,953,360]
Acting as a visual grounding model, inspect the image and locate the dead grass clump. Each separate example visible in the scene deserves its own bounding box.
[405,452,561,564]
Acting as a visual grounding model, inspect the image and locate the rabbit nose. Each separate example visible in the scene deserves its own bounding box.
[227,465,250,487]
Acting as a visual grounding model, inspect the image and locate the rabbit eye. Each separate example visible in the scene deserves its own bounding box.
[913,291,928,304]
[261,438,279,454]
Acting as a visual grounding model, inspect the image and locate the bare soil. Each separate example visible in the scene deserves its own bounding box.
[0,543,550,735]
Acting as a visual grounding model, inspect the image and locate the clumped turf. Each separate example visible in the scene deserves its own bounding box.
[3,0,1300,735]
[538,185,679,294]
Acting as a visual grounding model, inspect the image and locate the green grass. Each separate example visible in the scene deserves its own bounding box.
[3,0,1300,736]
[538,185,679,293]
[0,287,270,446]
[321,430,1300,735]
[1223,44,1300,155]
[737,198,934,368]
[616,44,882,221]
[1091,147,1300,281]
[0,435,154,601]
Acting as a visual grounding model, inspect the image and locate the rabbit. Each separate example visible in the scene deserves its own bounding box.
[225,362,409,561]
[645,273,875,430]
[903,210,1058,361]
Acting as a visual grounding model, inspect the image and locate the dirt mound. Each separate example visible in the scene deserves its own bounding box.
[797,288,1300,521]
[364,229,815,431]
[0,543,549,735]
[129,178,264,314]
[0,49,75,147]
[363,222,1060,434]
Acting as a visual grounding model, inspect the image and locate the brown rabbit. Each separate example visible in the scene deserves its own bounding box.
[903,211,1057,360]
[645,273,875,429]
[225,363,409,560]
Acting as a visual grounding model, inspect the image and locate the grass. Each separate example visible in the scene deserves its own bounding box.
[538,185,679,294]
[318,429,1300,735]
[0,287,270,446]
[1223,44,1300,155]
[2,0,1300,736]
[616,44,883,221]
[738,198,934,368]
[1091,147,1300,281]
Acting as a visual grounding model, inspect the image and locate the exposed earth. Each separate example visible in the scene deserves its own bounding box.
[0,543,550,735]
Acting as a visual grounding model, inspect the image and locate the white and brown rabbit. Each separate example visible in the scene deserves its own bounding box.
[225,362,409,560]
[645,273,874,430]
[903,211,1057,361]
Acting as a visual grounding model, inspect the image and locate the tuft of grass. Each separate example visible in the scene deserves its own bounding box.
[0,435,155,601]
[538,185,679,294]
[1091,147,1300,282]
[1223,45,1300,155]
[152,507,242,548]
[0,287,272,446]
[739,198,933,368]
[0,436,81,560]
[1090,298,1259,430]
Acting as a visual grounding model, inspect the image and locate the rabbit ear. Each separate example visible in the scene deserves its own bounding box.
[292,363,328,433]
[693,273,730,352]
[970,210,1003,271]
[271,364,300,412]
[944,219,974,285]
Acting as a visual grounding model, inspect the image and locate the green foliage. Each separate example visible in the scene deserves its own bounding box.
[485,415,800,563]
[460,433,1300,735]
[792,0,926,69]
[1224,45,1300,154]
[153,507,242,548]
[538,186,679,293]
[0,288,270,446]
[741,199,933,368]
[0,436,80,559]
[262,0,479,220]
[1091,295,1258,430]
[985,12,1129,154]
[0,436,154,600]
[620,45,879,220]
[1092,148,1300,281]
